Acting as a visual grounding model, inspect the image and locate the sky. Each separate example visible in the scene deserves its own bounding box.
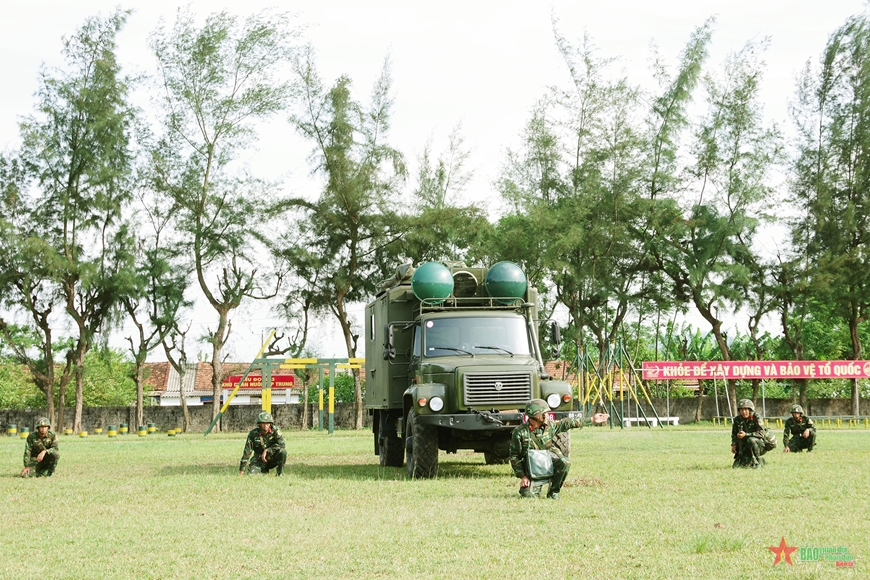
[1,0,867,362]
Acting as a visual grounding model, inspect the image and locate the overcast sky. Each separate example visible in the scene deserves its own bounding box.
[1,0,867,361]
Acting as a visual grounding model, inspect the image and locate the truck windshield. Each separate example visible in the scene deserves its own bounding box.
[423,316,531,358]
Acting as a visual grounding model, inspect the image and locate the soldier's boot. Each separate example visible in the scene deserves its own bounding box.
[520,480,547,498]
[35,456,57,477]
[273,449,287,476]
[547,470,568,498]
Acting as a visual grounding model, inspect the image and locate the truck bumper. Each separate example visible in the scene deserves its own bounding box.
[415,410,584,431]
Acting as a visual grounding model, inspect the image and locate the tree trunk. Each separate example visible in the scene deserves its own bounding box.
[206,307,233,433]
[73,346,87,434]
[180,374,191,432]
[353,369,363,430]
[796,378,808,408]
[57,383,66,434]
[136,364,145,429]
[301,372,309,431]
[849,318,862,417]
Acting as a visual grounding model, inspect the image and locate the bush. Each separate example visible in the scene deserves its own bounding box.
[306,373,363,403]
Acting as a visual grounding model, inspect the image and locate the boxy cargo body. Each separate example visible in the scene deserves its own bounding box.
[364,262,578,478]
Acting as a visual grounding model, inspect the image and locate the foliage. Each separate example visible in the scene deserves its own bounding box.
[77,347,137,406]
[0,364,45,409]
[0,348,135,409]
[306,373,363,403]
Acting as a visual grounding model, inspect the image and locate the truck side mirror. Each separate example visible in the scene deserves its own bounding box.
[549,321,561,346]
[383,324,396,361]
[549,321,561,359]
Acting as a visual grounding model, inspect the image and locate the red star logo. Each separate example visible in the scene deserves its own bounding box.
[768,537,798,565]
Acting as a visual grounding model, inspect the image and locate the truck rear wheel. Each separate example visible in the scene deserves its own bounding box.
[484,452,509,465]
[484,438,511,465]
[379,410,404,468]
[406,409,438,478]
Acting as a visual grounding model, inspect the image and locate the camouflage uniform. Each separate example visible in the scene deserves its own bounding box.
[731,406,767,468]
[783,413,816,452]
[23,428,59,477]
[509,415,583,498]
[239,426,287,475]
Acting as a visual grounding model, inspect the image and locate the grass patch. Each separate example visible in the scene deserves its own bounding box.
[1,426,867,579]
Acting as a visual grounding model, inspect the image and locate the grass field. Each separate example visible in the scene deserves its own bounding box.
[2,424,867,579]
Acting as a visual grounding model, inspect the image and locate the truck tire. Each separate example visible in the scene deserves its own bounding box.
[484,438,510,465]
[406,409,438,478]
[484,452,510,465]
[379,411,404,468]
[553,431,571,458]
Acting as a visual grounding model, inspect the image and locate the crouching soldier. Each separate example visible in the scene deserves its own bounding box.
[21,417,59,477]
[783,404,816,453]
[731,399,768,468]
[239,412,287,476]
[509,399,609,499]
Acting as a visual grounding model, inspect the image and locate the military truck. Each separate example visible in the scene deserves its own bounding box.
[364,260,579,478]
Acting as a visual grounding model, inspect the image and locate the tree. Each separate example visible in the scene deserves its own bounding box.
[791,13,870,416]
[149,9,299,427]
[1,10,137,432]
[650,39,781,412]
[496,28,651,362]
[285,48,406,428]
[398,126,492,266]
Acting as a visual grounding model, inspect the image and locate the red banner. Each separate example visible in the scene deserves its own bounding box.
[641,360,870,380]
[222,374,296,389]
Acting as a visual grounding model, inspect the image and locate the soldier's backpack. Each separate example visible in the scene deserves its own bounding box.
[762,427,778,451]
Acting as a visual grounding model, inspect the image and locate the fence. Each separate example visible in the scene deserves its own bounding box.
[1,402,371,434]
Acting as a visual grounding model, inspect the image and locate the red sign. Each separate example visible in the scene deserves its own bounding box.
[641,360,870,380]
[222,375,296,389]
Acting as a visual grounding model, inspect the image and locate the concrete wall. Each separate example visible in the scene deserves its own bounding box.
[599,396,870,422]
[0,403,372,434]
[2,398,867,433]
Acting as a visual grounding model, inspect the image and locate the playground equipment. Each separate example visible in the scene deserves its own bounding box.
[204,328,364,435]
[568,342,663,429]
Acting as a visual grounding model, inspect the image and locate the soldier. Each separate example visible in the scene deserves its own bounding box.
[239,411,287,476]
[783,404,816,453]
[731,399,768,468]
[509,399,609,499]
[21,417,59,478]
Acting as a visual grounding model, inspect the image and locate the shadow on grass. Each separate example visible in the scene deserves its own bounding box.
[282,460,505,481]
[156,459,506,480]
[159,463,238,477]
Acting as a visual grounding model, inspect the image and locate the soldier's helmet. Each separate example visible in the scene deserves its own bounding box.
[737,399,755,411]
[525,399,549,420]
[257,411,274,424]
[790,404,804,415]
[35,417,51,428]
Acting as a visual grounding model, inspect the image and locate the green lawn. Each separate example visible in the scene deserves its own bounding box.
[2,425,866,579]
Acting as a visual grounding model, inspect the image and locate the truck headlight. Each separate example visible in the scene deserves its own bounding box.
[429,396,444,412]
[546,393,561,409]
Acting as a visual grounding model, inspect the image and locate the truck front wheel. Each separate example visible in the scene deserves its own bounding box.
[553,431,571,458]
[405,409,438,478]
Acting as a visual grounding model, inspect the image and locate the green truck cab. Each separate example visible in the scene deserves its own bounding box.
[365,261,578,478]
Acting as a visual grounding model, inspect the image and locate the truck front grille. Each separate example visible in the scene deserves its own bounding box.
[463,371,532,406]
